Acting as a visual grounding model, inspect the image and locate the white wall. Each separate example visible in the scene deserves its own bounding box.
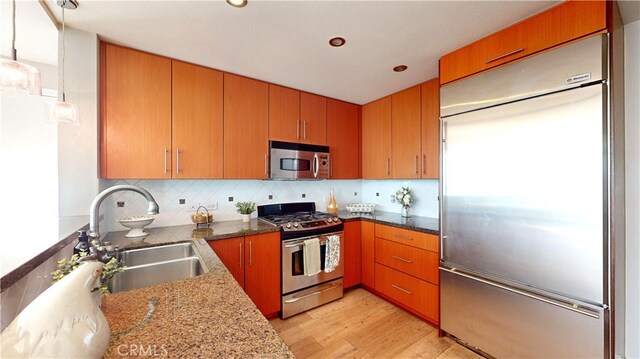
[0,93,59,276]
[57,28,100,238]
[362,179,439,217]
[624,19,639,359]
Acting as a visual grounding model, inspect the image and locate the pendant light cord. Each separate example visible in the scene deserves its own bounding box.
[11,0,17,60]
[61,5,66,102]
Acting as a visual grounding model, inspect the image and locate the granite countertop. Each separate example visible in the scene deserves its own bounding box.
[101,222,293,358]
[337,210,440,235]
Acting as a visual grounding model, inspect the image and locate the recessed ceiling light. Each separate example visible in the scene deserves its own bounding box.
[227,0,247,8]
[393,65,408,72]
[329,37,346,47]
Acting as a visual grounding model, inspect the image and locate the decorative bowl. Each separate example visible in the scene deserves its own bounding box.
[345,203,376,214]
[118,215,155,238]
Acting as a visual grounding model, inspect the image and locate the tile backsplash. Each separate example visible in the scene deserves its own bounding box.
[100,179,439,232]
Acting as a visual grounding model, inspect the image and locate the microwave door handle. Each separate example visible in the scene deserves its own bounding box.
[313,153,319,178]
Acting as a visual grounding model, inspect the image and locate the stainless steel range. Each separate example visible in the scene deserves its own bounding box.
[258,202,344,318]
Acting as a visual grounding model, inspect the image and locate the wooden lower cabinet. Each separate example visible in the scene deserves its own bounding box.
[209,232,280,318]
[361,221,375,288]
[208,237,244,287]
[244,232,281,318]
[343,221,362,288]
[364,223,440,326]
[374,263,439,324]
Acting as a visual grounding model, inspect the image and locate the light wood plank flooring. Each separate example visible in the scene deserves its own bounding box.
[269,288,484,359]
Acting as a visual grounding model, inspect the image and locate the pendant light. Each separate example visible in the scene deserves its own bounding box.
[0,0,42,95]
[48,0,79,125]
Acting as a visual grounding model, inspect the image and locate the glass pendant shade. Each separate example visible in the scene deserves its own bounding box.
[0,58,42,95]
[48,100,79,125]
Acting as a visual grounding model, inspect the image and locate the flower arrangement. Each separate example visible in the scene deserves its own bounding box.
[235,201,256,215]
[395,186,414,217]
[52,253,125,294]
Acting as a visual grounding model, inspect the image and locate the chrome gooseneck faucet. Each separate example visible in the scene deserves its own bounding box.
[89,185,159,240]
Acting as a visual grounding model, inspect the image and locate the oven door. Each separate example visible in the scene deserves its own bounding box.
[282,232,344,294]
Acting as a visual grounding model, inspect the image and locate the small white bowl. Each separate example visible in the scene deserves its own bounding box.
[118,215,155,238]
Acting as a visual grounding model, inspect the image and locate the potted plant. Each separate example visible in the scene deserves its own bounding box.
[395,186,415,218]
[235,201,256,223]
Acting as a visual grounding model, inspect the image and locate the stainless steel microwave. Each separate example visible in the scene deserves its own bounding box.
[270,141,330,180]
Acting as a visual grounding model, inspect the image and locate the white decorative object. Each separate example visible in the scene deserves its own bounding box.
[345,203,376,214]
[241,214,251,223]
[0,261,110,358]
[118,215,155,237]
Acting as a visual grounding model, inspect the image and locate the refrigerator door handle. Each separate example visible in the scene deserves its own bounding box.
[440,267,602,319]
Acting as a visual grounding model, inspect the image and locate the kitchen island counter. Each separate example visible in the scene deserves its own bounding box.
[101,223,292,358]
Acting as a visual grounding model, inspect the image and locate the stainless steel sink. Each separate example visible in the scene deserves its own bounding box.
[108,242,208,293]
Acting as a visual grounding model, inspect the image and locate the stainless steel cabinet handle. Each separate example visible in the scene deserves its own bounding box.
[239,242,242,268]
[296,120,300,140]
[422,154,426,175]
[440,267,601,319]
[249,240,253,266]
[395,234,413,240]
[386,158,390,176]
[485,48,525,64]
[264,153,268,176]
[303,121,307,140]
[176,148,180,174]
[415,155,419,175]
[392,284,412,295]
[284,282,341,303]
[163,147,168,174]
[392,255,412,264]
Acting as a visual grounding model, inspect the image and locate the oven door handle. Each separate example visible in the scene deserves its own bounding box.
[283,282,342,303]
[284,236,331,248]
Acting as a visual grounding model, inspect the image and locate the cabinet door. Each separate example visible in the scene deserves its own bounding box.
[361,221,375,288]
[327,99,361,179]
[391,85,421,179]
[362,96,392,179]
[100,43,171,179]
[224,74,269,179]
[269,84,300,143]
[300,92,327,145]
[421,79,440,179]
[343,221,362,288]
[172,61,223,179]
[209,237,245,288]
[244,232,280,317]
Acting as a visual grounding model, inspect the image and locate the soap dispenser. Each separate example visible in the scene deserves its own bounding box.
[74,230,90,256]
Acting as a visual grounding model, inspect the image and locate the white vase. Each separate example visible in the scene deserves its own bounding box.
[401,206,411,218]
[241,214,251,223]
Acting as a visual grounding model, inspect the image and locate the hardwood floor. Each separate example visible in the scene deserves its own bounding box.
[269,288,484,359]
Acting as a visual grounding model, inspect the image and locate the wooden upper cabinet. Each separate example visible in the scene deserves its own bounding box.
[172,61,223,179]
[391,85,421,179]
[224,73,269,179]
[421,79,439,179]
[100,43,172,179]
[269,84,300,143]
[440,0,606,84]
[362,96,392,179]
[244,232,281,317]
[300,92,327,145]
[326,99,361,179]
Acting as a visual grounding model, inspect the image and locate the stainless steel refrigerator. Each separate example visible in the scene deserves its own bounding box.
[439,34,615,358]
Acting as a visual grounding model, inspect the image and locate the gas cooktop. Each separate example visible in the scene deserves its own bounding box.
[257,202,342,232]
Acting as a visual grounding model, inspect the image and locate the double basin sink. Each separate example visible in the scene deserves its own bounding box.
[108,241,209,293]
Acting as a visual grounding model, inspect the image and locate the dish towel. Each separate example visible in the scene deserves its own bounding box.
[303,238,321,276]
[324,234,340,273]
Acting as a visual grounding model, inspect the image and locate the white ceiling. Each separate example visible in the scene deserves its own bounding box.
[0,0,58,65]
[26,0,572,104]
